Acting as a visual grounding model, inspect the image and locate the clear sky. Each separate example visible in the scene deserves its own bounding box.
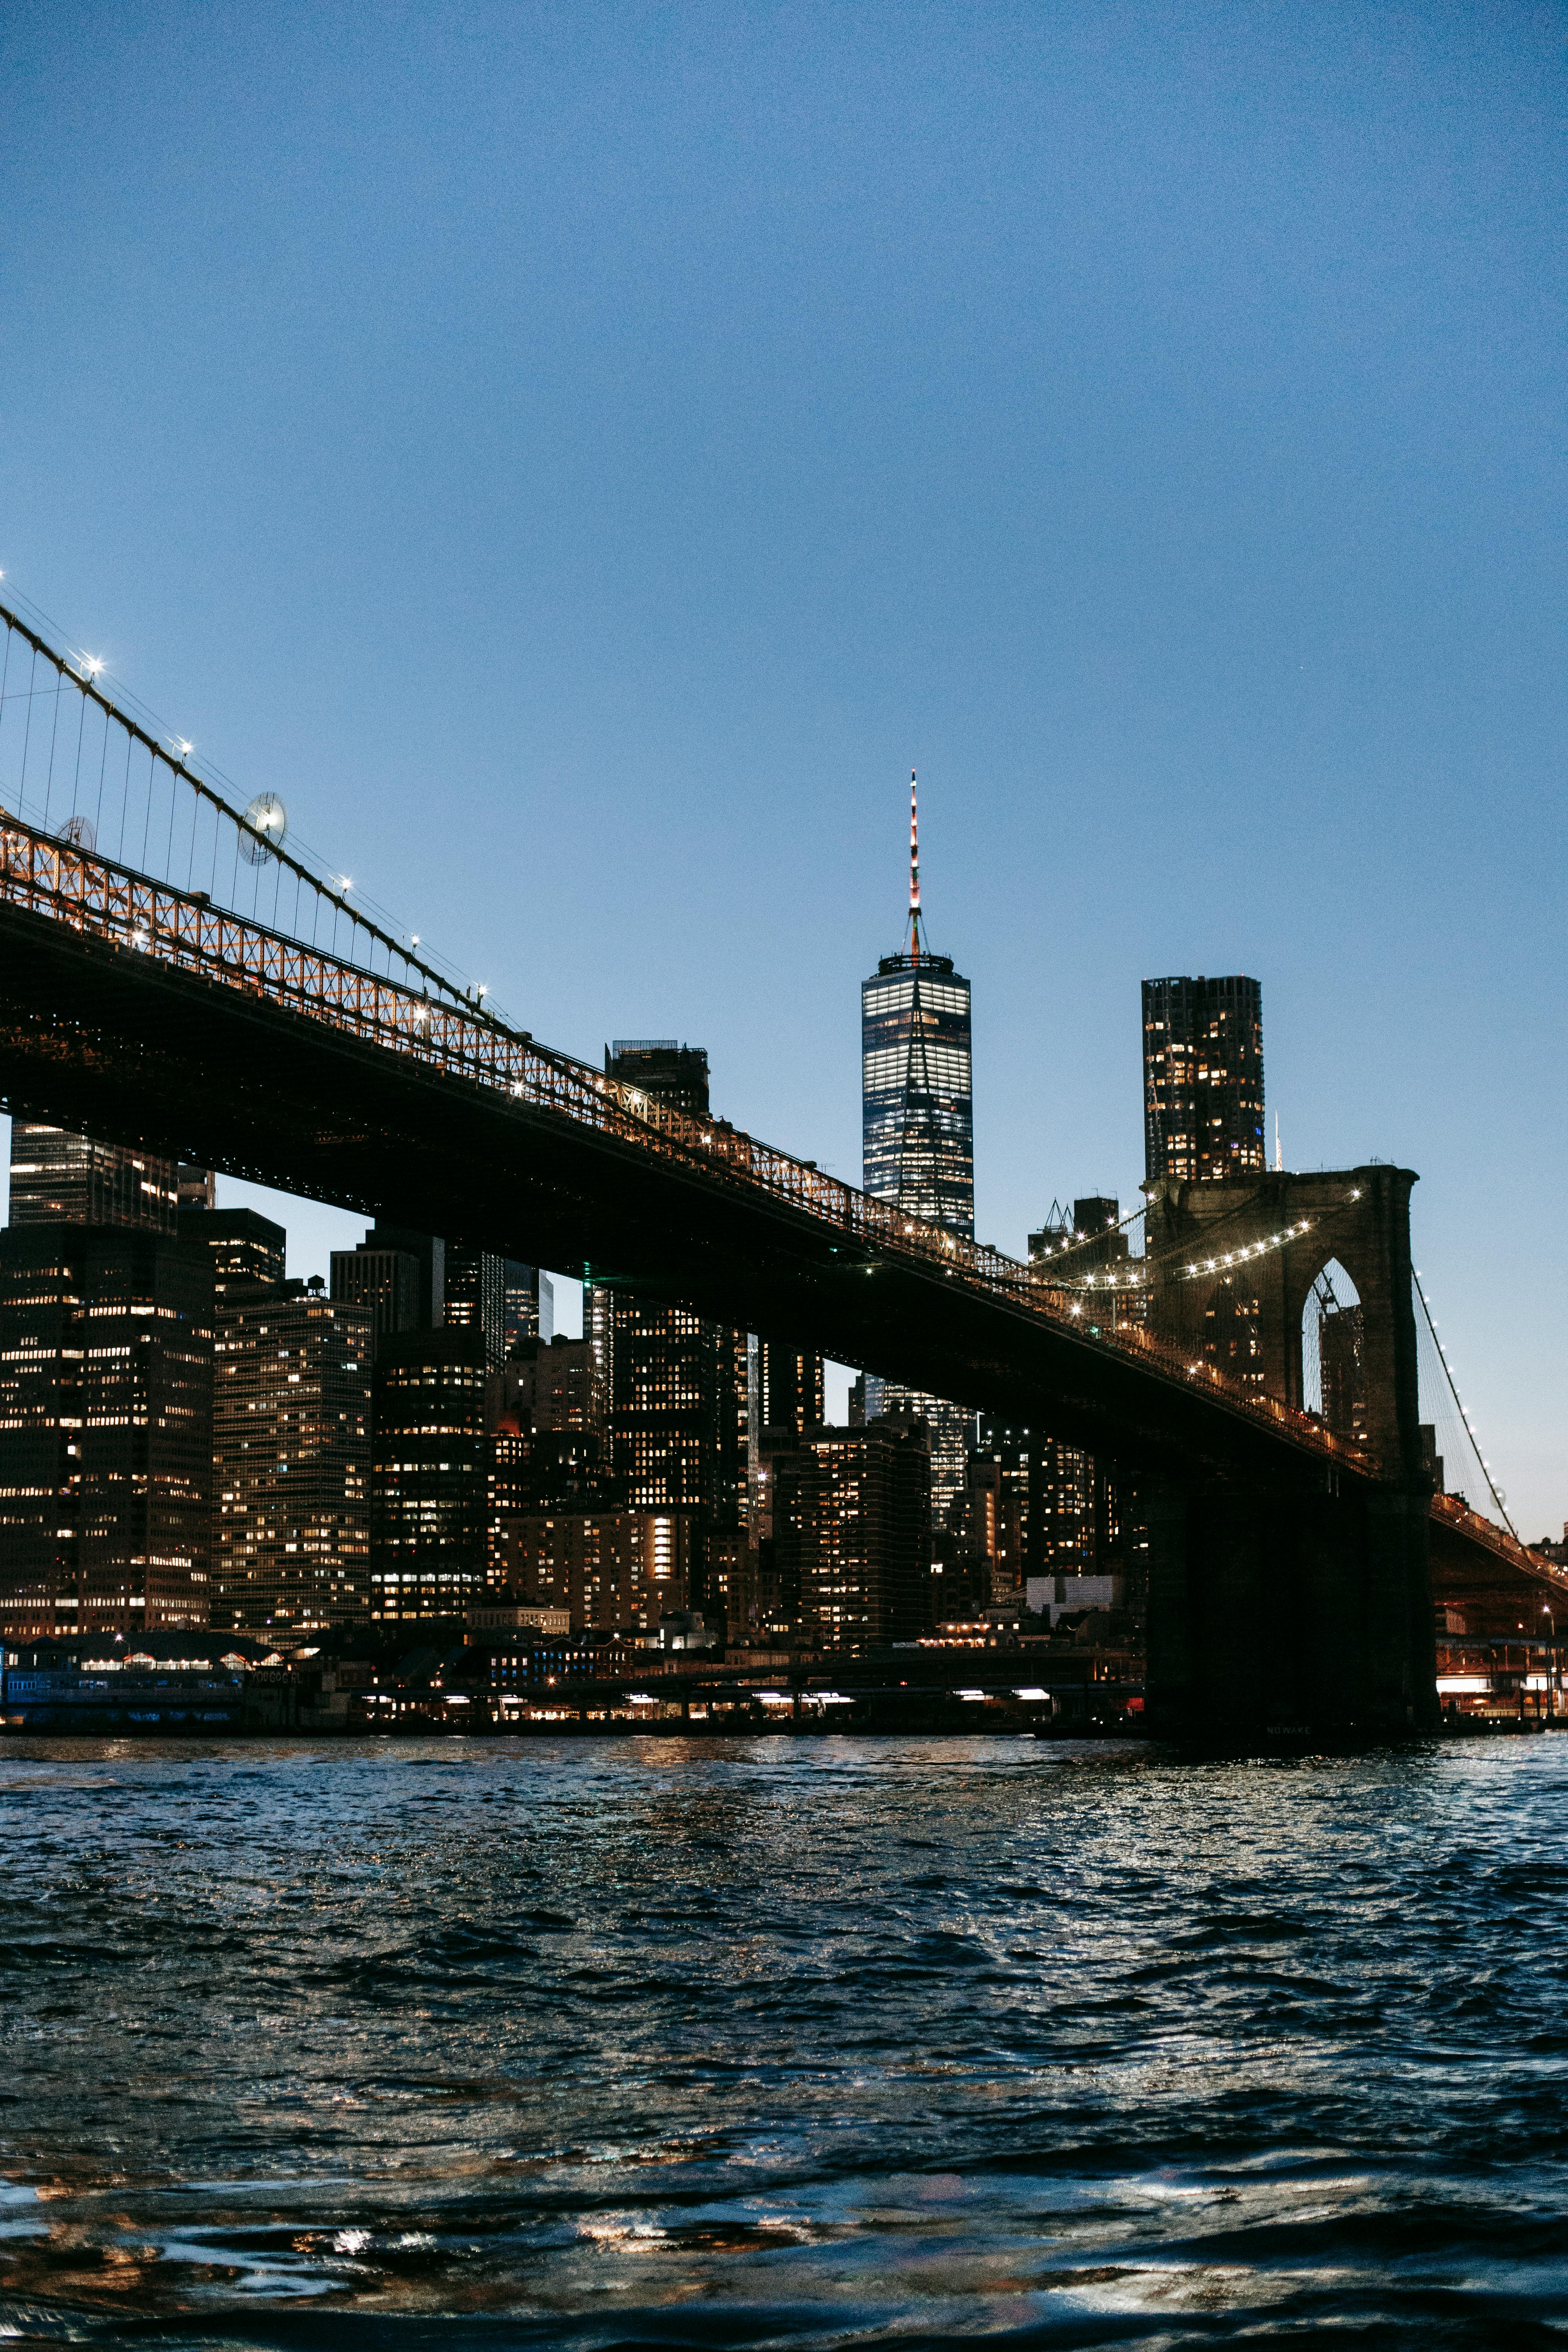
[1,3,1563,1526]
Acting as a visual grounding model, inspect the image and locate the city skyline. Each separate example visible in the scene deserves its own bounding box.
[2,17,1563,2344]
[1,6,1561,1536]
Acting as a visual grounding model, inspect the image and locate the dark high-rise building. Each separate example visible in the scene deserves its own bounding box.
[365,1225,445,1327]
[503,1261,546,1355]
[212,1292,372,1630]
[369,1326,490,1621]
[177,1166,216,1212]
[518,1334,606,1435]
[605,1039,710,1117]
[331,1231,422,1363]
[757,1341,825,1441]
[445,1244,506,1369]
[9,1123,179,1233]
[772,1418,932,1649]
[182,1206,287,1303]
[590,1040,748,1533]
[0,1223,214,1638]
[590,1289,748,1521]
[860,775,974,1527]
[1142,975,1265,1184]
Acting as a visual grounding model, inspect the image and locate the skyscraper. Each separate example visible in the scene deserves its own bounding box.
[589,1041,749,1530]
[445,1244,506,1368]
[1142,975,1265,1183]
[330,1235,421,1363]
[9,1124,179,1233]
[756,1340,825,1441]
[369,1326,491,1621]
[771,1419,932,1648]
[0,1223,214,1638]
[212,1290,372,1630]
[182,1205,287,1302]
[860,775,975,1527]
[503,1261,547,1355]
[861,779,975,1232]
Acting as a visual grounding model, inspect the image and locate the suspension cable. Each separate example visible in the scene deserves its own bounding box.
[0,595,474,1016]
[1412,1269,1517,1538]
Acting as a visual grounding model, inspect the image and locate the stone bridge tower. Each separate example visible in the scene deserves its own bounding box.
[1143,1163,1423,1481]
[1138,1163,1436,1734]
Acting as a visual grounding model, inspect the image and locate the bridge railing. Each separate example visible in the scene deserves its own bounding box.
[0,809,1382,1480]
[1430,1491,1567,1586]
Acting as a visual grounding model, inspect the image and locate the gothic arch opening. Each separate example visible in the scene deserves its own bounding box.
[1301,1258,1367,1445]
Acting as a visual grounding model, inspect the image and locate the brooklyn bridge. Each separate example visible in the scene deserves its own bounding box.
[0,593,1555,1734]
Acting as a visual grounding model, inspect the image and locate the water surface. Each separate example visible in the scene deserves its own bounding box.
[2,1733,1565,2346]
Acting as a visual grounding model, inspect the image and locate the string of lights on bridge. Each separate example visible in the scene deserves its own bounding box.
[0,581,506,1024]
[0,575,1530,1540]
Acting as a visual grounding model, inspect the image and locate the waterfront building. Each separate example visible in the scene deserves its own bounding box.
[181,1205,287,1302]
[9,1122,178,1232]
[496,1506,695,1632]
[0,1222,214,1638]
[860,775,975,1527]
[771,1417,932,1649]
[1142,974,1265,1183]
[212,1289,372,1630]
[369,1326,490,1621]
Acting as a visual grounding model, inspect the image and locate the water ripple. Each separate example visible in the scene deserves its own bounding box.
[0,1734,1565,2345]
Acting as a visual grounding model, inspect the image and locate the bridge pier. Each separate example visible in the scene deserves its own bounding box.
[1145,1477,1437,1737]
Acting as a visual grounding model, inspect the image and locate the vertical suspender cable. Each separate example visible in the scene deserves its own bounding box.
[93,702,110,842]
[0,625,12,799]
[40,659,61,831]
[18,648,38,820]
[67,676,86,828]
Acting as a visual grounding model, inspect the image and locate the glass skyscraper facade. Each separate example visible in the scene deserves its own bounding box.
[860,776,975,1529]
[860,956,975,1234]
[1142,974,1265,1183]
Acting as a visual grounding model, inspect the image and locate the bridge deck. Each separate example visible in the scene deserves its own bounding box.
[0,812,1379,1490]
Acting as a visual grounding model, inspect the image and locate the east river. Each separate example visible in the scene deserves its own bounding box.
[2,1734,1566,2346]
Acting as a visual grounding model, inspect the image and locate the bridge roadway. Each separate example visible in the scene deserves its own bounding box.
[0,813,1368,1495]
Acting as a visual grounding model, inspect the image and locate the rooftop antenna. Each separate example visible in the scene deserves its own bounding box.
[906,769,924,960]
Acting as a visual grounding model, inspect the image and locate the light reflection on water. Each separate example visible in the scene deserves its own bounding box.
[1,1733,1566,2346]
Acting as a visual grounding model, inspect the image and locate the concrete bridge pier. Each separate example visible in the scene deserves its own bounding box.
[1144,1476,1438,1737]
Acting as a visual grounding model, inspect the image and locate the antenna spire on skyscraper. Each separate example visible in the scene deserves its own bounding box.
[906,769,924,959]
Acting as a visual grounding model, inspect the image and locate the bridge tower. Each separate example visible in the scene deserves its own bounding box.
[1138,1163,1437,1735]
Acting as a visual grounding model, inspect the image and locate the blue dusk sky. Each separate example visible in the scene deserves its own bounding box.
[0,3,1563,1526]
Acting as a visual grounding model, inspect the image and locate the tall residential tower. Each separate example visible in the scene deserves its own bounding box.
[1142,975,1265,1183]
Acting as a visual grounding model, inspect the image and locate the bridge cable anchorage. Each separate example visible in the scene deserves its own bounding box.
[1412,1269,1518,1540]
[0,589,493,1021]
